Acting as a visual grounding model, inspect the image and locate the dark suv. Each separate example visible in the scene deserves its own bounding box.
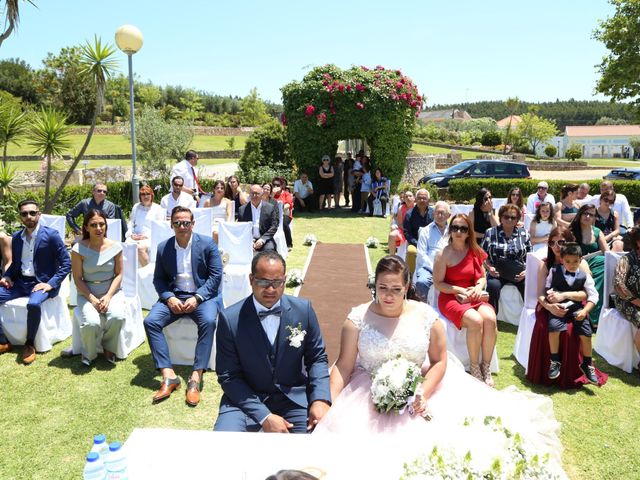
[603,168,640,181]
[418,159,531,188]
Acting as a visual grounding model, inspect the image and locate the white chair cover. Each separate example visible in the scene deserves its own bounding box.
[0,292,71,352]
[40,214,66,241]
[497,284,523,325]
[450,204,473,217]
[523,213,534,232]
[396,241,408,260]
[218,221,253,307]
[137,263,158,310]
[513,253,543,370]
[594,251,640,372]
[197,194,211,208]
[164,319,216,370]
[106,218,122,242]
[432,290,499,373]
[70,243,145,359]
[492,198,507,211]
[274,202,288,259]
[149,220,173,262]
[193,208,213,238]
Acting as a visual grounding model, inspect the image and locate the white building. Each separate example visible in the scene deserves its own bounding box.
[563,125,640,159]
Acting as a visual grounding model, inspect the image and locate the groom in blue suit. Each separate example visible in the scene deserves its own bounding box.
[144,206,222,407]
[0,199,71,364]
[214,250,331,433]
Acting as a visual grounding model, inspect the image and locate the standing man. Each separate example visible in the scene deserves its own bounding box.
[143,206,223,407]
[293,172,315,213]
[414,201,451,301]
[526,181,555,213]
[238,184,279,252]
[66,183,127,240]
[160,176,196,219]
[0,200,71,363]
[214,250,331,433]
[170,150,204,201]
[403,188,434,275]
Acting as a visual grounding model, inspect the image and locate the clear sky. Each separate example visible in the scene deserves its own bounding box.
[0,0,616,106]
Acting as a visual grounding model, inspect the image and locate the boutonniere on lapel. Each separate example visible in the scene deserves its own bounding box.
[286,323,307,348]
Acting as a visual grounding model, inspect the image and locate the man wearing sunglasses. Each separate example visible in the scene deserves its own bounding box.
[144,206,223,407]
[65,183,127,241]
[591,180,634,233]
[0,200,71,363]
[160,176,196,219]
[215,250,331,433]
[526,181,555,214]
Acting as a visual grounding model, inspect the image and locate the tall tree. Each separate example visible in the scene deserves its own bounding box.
[0,102,28,166]
[594,0,640,107]
[516,112,558,155]
[0,58,38,103]
[239,87,270,126]
[47,36,118,212]
[0,0,35,48]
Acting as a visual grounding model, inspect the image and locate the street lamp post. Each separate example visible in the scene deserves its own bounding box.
[115,24,143,204]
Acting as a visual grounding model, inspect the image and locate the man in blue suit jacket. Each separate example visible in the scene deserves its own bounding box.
[144,206,222,407]
[214,250,331,433]
[0,199,71,364]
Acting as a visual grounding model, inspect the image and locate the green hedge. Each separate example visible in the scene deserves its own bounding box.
[447,178,640,206]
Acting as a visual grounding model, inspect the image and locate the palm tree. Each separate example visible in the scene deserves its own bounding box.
[0,0,36,48]
[29,107,72,212]
[0,103,29,166]
[48,36,118,210]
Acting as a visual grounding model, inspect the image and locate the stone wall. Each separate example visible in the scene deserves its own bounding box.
[400,155,438,186]
[14,166,131,190]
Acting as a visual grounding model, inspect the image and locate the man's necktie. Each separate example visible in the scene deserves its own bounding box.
[191,166,205,195]
[258,307,282,320]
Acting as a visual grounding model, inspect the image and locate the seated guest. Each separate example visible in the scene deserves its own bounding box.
[555,184,580,228]
[402,188,433,275]
[367,168,389,217]
[143,206,223,406]
[596,188,623,250]
[527,181,555,214]
[433,213,496,386]
[591,180,634,232]
[66,183,127,240]
[0,231,11,273]
[468,188,498,241]
[239,185,279,253]
[293,172,315,212]
[214,251,331,432]
[529,202,555,252]
[414,201,450,301]
[507,186,526,223]
[613,226,640,371]
[388,191,414,256]
[160,176,196,218]
[542,242,599,384]
[261,183,277,206]
[225,175,248,221]
[0,200,71,363]
[272,177,294,250]
[126,185,166,266]
[72,210,126,366]
[527,227,608,388]
[482,204,532,315]
[203,180,234,243]
[577,182,592,203]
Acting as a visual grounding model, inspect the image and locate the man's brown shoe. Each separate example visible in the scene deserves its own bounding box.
[22,345,36,364]
[185,379,201,407]
[152,377,180,403]
[0,343,11,355]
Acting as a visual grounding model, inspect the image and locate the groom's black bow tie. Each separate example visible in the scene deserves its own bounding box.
[565,271,576,277]
[258,307,282,320]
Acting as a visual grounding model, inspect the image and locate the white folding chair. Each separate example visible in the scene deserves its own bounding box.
[164,320,216,370]
[39,214,70,300]
[513,253,543,370]
[138,220,172,310]
[273,202,288,259]
[594,251,640,372]
[523,213,534,232]
[70,243,145,359]
[148,220,173,263]
[497,284,523,326]
[218,221,253,307]
[450,204,473,217]
[197,194,211,208]
[385,179,392,216]
[106,218,122,242]
[193,208,214,238]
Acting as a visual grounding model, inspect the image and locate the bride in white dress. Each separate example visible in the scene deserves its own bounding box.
[315,255,566,478]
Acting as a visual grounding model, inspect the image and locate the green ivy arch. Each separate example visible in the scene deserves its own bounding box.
[281,64,423,188]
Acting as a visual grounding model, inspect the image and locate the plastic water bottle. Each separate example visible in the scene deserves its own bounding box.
[90,434,109,456]
[83,452,106,480]
[105,442,128,480]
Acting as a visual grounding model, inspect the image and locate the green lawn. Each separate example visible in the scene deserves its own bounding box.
[5,135,247,157]
[1,210,639,479]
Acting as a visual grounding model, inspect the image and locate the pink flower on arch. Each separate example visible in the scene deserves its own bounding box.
[361,65,369,71]
[337,84,345,92]
[355,83,365,92]
[376,65,385,70]
[396,81,403,89]
[316,112,327,125]
[346,85,352,92]
[356,102,365,109]
[410,100,418,108]
[305,105,316,117]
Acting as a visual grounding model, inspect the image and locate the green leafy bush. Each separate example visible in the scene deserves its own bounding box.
[282,64,422,189]
[566,143,583,161]
[544,145,557,157]
[481,130,502,147]
[238,120,294,183]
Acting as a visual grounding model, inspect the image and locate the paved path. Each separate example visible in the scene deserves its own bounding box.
[199,162,238,179]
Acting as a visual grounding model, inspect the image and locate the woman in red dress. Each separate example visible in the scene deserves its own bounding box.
[387,191,415,256]
[433,213,497,387]
[526,226,608,388]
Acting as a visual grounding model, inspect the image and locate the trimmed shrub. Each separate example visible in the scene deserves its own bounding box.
[566,143,583,161]
[238,120,294,183]
[544,145,557,157]
[481,130,502,147]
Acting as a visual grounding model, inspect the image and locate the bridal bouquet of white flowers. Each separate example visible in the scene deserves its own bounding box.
[303,233,317,246]
[286,269,304,287]
[370,357,422,414]
[365,236,380,248]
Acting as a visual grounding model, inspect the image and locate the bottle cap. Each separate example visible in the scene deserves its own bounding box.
[86,452,100,462]
[93,434,106,444]
[109,441,122,452]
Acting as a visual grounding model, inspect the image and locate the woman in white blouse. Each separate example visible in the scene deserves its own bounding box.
[126,185,166,266]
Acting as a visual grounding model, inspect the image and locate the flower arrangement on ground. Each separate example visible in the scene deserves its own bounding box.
[370,357,422,414]
[366,236,380,248]
[286,269,304,288]
[303,233,317,246]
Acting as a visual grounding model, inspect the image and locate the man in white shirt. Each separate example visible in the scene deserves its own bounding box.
[238,185,279,252]
[526,181,555,213]
[293,173,315,212]
[170,150,203,199]
[160,176,196,218]
[590,180,634,229]
[576,183,593,203]
[414,201,450,301]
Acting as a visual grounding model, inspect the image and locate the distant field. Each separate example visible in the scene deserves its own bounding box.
[5,135,247,156]
[8,158,235,172]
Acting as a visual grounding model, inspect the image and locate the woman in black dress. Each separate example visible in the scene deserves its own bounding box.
[317,155,335,210]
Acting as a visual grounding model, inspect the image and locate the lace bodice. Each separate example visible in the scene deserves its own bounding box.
[348,300,437,374]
